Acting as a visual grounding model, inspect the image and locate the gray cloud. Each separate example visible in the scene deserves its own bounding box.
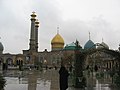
[0,0,120,54]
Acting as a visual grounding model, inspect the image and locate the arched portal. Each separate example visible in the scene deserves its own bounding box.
[15,54,24,66]
[16,57,23,66]
[16,60,23,66]
[6,58,13,66]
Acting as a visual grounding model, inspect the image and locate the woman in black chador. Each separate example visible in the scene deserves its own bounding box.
[59,65,69,90]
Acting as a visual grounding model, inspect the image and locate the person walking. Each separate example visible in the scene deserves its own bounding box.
[59,65,69,90]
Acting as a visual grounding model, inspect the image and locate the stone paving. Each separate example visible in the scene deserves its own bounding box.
[1,68,119,90]
[3,69,81,90]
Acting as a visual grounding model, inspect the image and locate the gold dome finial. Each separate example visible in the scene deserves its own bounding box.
[57,26,59,34]
[35,19,39,27]
[31,12,36,20]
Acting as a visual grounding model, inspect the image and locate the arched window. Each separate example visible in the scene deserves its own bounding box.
[6,58,13,66]
[16,60,19,65]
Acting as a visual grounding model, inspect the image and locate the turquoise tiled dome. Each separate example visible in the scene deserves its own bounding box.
[84,40,96,49]
[64,42,76,50]
[64,42,82,50]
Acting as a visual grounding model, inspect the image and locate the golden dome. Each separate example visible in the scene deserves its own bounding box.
[51,33,64,51]
[51,33,64,44]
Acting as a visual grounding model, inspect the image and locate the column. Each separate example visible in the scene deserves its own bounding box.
[29,12,36,51]
[35,19,39,52]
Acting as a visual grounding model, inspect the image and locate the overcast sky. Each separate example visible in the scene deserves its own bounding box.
[0,0,120,54]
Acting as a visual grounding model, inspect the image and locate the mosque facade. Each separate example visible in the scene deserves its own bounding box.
[0,12,118,70]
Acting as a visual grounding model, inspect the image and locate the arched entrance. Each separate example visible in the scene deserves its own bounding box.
[16,60,23,66]
[15,54,24,66]
[15,54,24,70]
[6,58,13,66]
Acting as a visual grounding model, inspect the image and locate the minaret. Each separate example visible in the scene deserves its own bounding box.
[35,19,39,52]
[29,12,36,51]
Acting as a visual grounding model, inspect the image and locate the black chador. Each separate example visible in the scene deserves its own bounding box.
[59,66,69,90]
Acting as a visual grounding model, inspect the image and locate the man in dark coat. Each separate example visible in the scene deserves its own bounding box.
[59,65,69,90]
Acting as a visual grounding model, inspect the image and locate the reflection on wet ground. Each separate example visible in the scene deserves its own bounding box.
[4,69,52,90]
[2,69,120,90]
[5,77,50,90]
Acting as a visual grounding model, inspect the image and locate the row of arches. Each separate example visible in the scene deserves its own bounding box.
[73,47,120,88]
[0,57,24,70]
[85,52,119,72]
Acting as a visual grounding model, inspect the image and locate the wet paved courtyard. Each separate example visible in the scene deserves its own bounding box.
[1,69,120,90]
[5,77,50,90]
[3,69,52,90]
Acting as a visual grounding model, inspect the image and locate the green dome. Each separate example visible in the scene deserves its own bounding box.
[84,40,96,49]
[64,42,76,50]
